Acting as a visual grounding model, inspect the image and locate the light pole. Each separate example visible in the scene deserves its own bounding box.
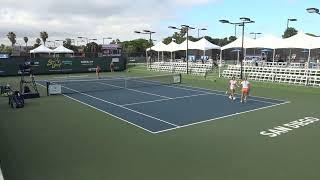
[55,40,65,46]
[287,18,297,29]
[77,36,88,44]
[134,30,156,45]
[306,7,320,15]
[219,20,242,37]
[197,28,207,38]
[306,8,319,67]
[89,38,97,43]
[250,32,262,39]
[250,32,261,56]
[169,25,195,74]
[103,37,112,44]
[134,30,156,68]
[220,18,254,79]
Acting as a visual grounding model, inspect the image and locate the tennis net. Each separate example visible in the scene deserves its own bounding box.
[46,74,181,95]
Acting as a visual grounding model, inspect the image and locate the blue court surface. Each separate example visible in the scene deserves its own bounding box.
[39,76,289,134]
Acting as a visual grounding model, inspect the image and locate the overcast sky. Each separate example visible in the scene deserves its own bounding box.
[0,0,218,45]
[0,0,319,46]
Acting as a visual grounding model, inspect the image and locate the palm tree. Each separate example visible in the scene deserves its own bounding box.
[23,37,28,52]
[7,32,17,47]
[33,38,41,48]
[40,31,48,45]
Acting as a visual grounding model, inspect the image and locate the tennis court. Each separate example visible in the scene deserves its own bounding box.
[38,74,288,134]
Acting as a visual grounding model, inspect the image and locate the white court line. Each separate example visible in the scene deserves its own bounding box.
[122,93,213,106]
[37,82,156,133]
[140,82,278,105]
[96,82,172,100]
[61,86,178,127]
[37,80,289,134]
[153,101,291,134]
[63,95,156,134]
[53,75,89,79]
[171,85,278,104]
[178,84,287,102]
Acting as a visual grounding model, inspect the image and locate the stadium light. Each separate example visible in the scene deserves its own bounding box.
[250,32,262,39]
[134,29,156,68]
[306,7,320,14]
[197,28,207,38]
[89,38,97,43]
[77,36,88,44]
[219,17,255,79]
[287,18,297,29]
[103,37,112,44]
[168,25,195,74]
[219,19,242,37]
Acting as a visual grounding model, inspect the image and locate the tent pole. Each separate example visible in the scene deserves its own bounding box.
[162,51,164,61]
[289,49,292,63]
[219,50,222,77]
[237,51,240,64]
[244,48,247,59]
[146,50,148,68]
[273,49,276,63]
[307,49,311,69]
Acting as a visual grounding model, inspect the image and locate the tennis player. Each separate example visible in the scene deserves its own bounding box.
[110,62,114,72]
[96,65,101,79]
[240,77,250,103]
[227,76,238,100]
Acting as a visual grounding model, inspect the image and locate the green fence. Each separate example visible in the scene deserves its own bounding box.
[0,56,126,76]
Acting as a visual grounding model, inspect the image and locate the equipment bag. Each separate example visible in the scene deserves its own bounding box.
[9,91,25,108]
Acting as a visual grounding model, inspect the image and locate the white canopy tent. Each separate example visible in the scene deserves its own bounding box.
[146,41,168,61]
[221,37,255,50]
[192,38,221,59]
[246,35,284,49]
[282,32,320,63]
[146,42,167,52]
[282,31,316,49]
[164,41,179,52]
[30,45,53,54]
[164,41,179,60]
[53,45,74,54]
[192,38,221,51]
[245,35,284,62]
[174,39,197,51]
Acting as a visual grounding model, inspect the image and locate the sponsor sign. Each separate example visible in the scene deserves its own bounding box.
[81,60,94,66]
[49,84,62,95]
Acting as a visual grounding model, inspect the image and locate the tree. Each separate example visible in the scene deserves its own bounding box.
[33,38,41,48]
[229,36,237,42]
[110,39,121,44]
[282,27,298,38]
[40,31,49,45]
[23,37,28,51]
[7,32,16,47]
[64,38,72,48]
[0,44,13,53]
[120,39,150,55]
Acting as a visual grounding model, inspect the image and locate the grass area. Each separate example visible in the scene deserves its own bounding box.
[1,65,320,180]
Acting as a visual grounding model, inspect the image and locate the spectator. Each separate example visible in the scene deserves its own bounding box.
[110,62,114,72]
[96,65,101,79]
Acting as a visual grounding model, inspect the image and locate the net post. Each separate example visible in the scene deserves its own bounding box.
[46,81,50,96]
[179,73,182,84]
